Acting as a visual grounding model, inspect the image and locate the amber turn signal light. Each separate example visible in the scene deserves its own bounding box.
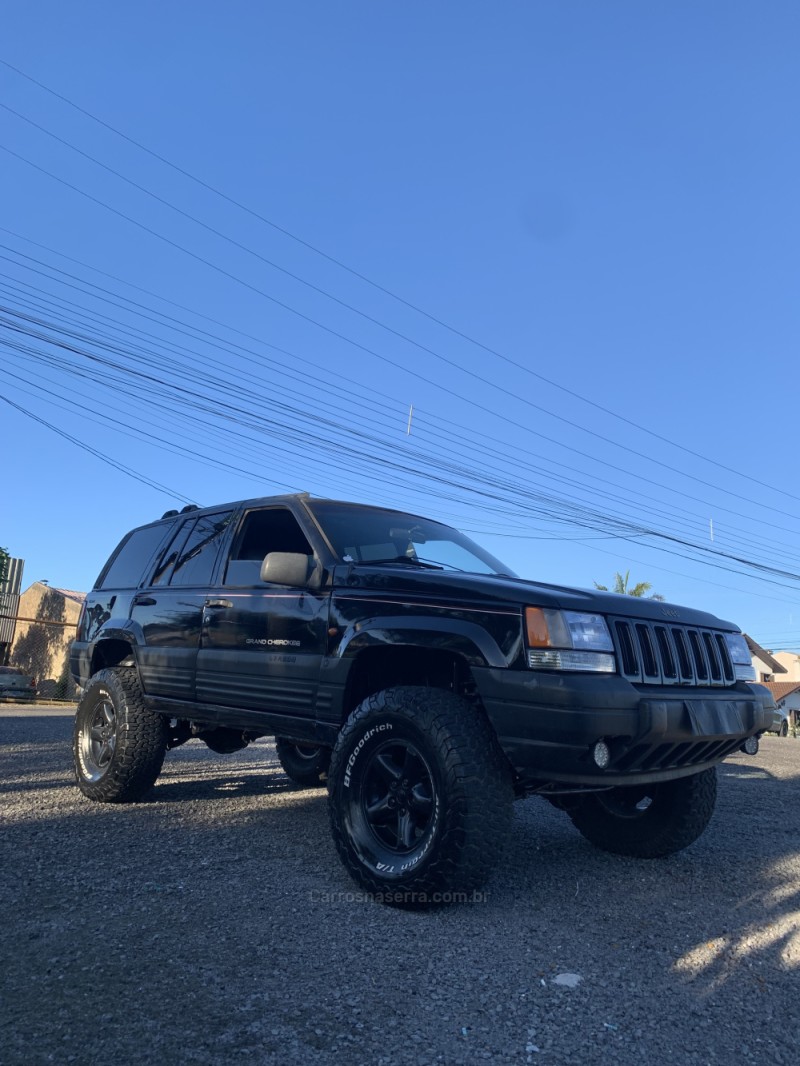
[525,607,552,647]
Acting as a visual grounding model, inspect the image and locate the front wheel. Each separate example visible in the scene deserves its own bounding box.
[328,687,514,907]
[73,668,168,803]
[567,767,717,858]
[275,737,331,787]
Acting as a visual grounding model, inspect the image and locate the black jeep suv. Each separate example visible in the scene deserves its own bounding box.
[70,494,773,906]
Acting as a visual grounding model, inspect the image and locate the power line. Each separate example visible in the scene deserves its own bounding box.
[5,301,800,594]
[3,117,800,523]
[0,391,192,501]
[4,235,800,576]
[0,54,786,501]
[5,226,800,562]
[4,232,800,592]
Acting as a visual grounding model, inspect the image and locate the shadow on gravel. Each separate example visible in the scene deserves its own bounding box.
[4,716,800,1066]
[665,751,800,989]
[499,758,800,999]
[1,774,74,793]
[0,722,74,747]
[0,769,319,801]
[150,768,325,803]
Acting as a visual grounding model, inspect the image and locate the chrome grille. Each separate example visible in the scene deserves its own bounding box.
[612,619,735,686]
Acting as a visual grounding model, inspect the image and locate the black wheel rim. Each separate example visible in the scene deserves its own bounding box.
[80,698,117,781]
[360,740,436,853]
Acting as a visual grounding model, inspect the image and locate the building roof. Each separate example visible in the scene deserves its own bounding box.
[53,588,87,604]
[745,634,787,674]
[760,681,800,704]
[21,582,87,605]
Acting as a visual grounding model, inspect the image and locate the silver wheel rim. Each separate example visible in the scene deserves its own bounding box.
[81,698,117,781]
[292,744,322,762]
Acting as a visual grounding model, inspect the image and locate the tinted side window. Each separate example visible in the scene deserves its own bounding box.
[150,522,193,586]
[169,512,234,587]
[97,524,173,590]
[224,509,313,585]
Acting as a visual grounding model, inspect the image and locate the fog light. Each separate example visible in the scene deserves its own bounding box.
[593,740,611,769]
[740,736,759,756]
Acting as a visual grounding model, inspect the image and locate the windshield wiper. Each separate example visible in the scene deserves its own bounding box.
[357,556,443,570]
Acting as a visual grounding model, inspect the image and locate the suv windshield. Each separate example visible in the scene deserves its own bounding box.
[306,501,514,576]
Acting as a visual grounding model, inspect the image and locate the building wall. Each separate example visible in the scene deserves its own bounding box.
[0,556,25,662]
[10,583,83,699]
[771,652,800,681]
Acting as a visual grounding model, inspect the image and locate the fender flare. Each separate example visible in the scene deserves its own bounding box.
[335,615,508,669]
[88,618,146,665]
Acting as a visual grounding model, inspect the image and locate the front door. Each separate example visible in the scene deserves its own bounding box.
[196,506,329,716]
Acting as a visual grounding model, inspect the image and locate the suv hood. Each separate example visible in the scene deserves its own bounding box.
[333,565,738,632]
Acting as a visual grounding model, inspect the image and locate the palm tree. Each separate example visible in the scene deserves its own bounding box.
[594,570,665,601]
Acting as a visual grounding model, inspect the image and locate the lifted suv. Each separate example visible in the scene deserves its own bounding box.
[71,494,774,906]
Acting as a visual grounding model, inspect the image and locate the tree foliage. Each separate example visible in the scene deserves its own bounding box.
[594,570,665,601]
[0,547,9,588]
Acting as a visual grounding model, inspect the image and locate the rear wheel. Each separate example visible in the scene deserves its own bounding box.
[778,719,789,737]
[73,668,168,803]
[328,687,514,907]
[275,737,331,787]
[567,767,717,858]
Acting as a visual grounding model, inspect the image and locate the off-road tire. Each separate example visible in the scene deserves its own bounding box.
[328,687,514,908]
[73,668,168,803]
[275,737,331,787]
[567,766,717,858]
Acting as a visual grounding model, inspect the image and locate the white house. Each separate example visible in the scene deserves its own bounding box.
[746,635,788,684]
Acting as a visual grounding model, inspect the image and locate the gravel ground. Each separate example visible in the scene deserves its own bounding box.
[1,707,799,1066]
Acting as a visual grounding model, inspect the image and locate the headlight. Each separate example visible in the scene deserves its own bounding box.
[525,608,616,673]
[724,632,756,681]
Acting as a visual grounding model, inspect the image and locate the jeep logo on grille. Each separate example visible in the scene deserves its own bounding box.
[661,607,680,619]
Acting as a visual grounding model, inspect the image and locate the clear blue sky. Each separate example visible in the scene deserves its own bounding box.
[2,1,799,649]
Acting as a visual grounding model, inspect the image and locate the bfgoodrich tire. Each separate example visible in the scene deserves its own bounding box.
[328,687,514,907]
[567,767,717,858]
[275,737,331,787]
[73,668,168,803]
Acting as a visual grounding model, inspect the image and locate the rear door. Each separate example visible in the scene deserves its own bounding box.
[131,510,235,700]
[196,506,329,716]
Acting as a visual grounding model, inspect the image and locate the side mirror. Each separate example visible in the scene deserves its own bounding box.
[260,552,314,586]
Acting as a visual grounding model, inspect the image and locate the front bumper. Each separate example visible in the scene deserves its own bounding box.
[474,668,775,787]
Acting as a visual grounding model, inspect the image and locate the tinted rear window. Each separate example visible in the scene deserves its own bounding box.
[97,524,173,590]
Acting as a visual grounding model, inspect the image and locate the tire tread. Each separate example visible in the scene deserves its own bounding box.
[73,668,167,803]
[328,686,513,904]
[568,767,717,858]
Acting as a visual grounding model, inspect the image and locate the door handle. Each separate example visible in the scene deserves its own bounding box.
[133,595,156,606]
[205,599,233,609]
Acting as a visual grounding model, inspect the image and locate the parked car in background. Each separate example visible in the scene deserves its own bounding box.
[0,666,37,701]
[765,706,789,736]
